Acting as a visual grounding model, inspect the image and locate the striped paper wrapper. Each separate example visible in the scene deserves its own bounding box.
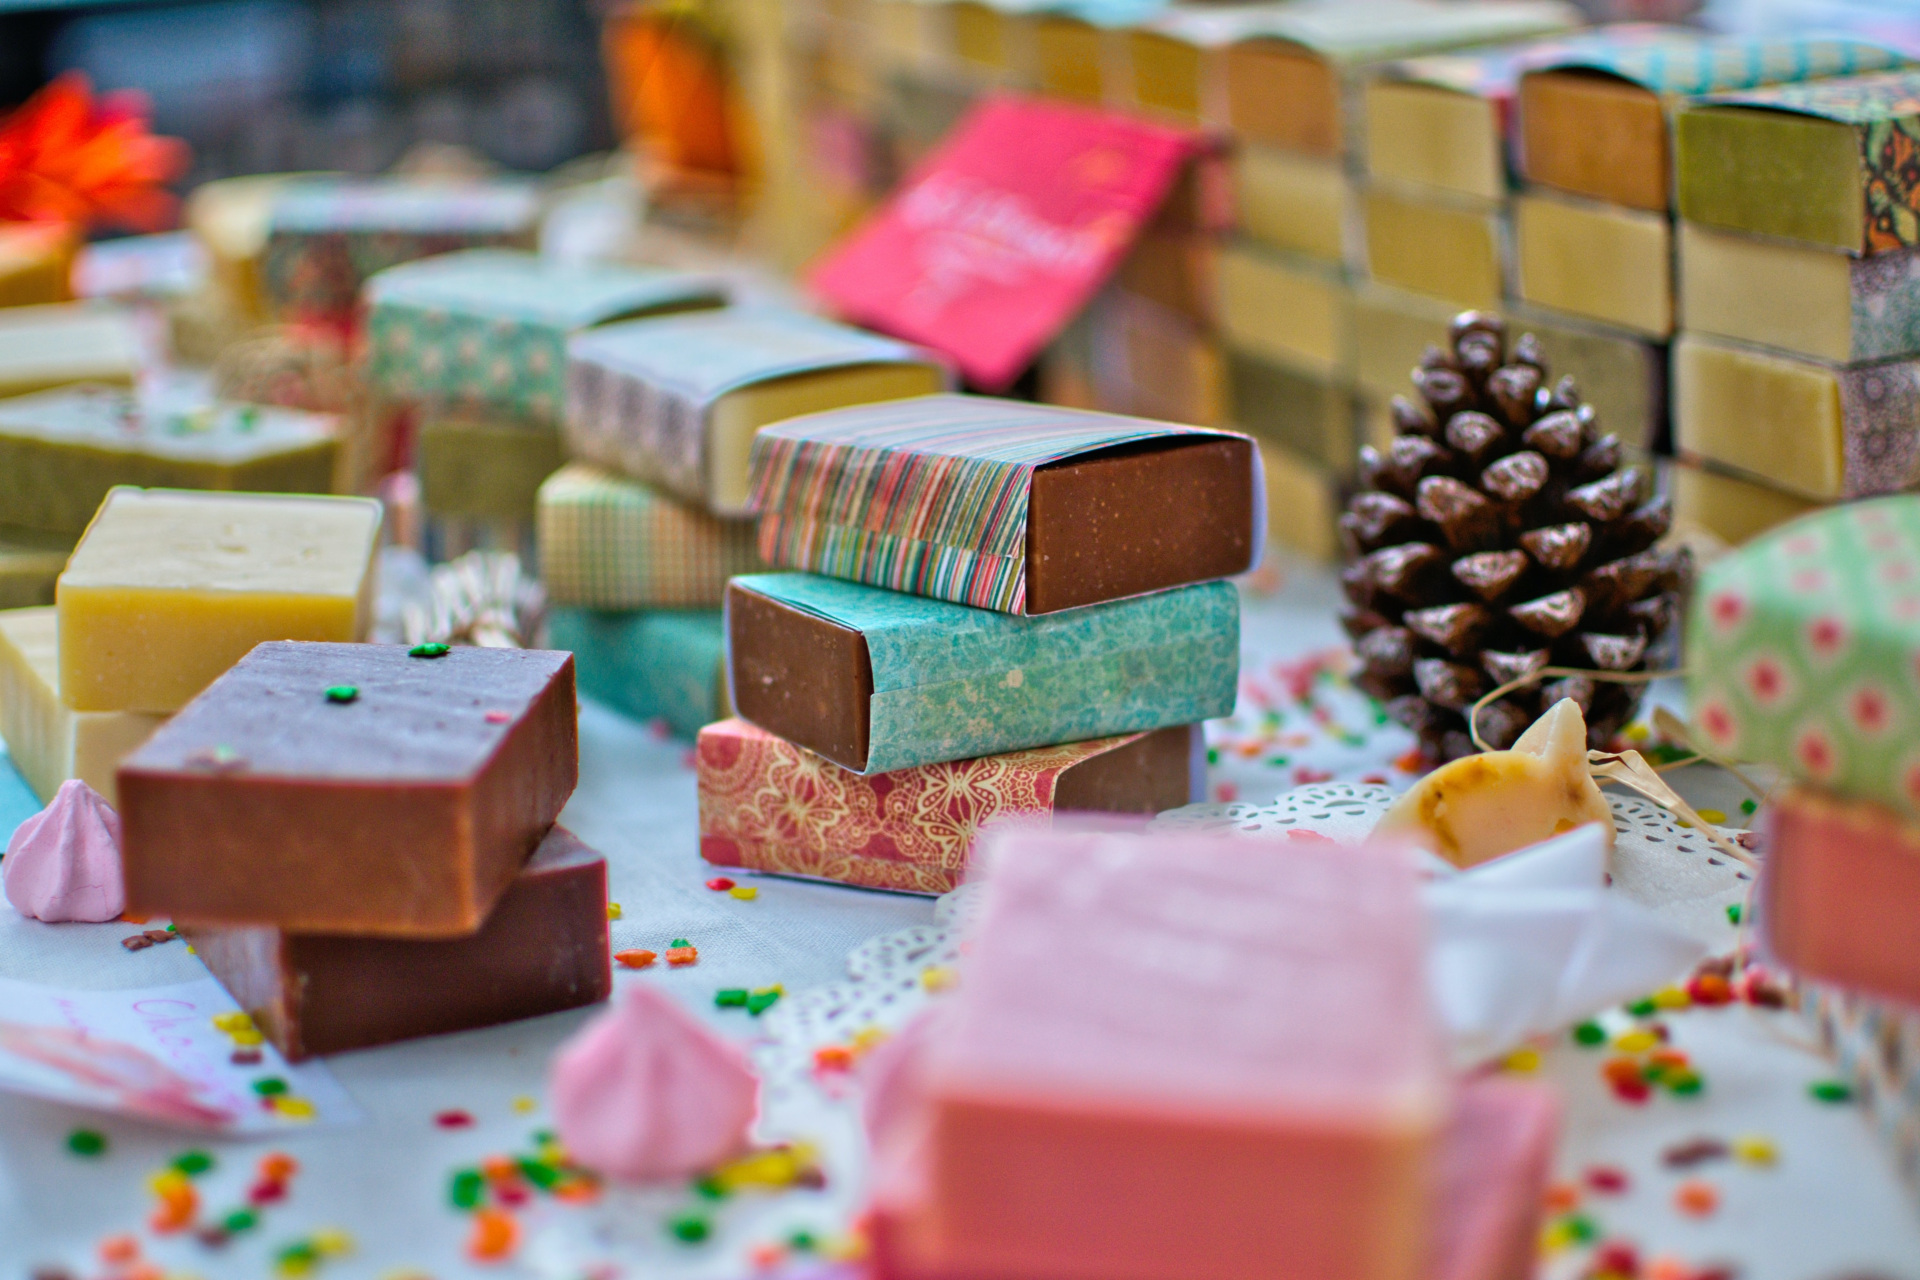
[537,463,763,610]
[746,394,1251,614]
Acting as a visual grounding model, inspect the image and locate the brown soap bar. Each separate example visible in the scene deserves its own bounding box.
[119,642,577,937]
[1026,436,1255,614]
[187,825,610,1060]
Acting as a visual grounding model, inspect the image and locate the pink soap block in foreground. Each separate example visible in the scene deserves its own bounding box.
[871,827,1448,1280]
[1764,786,1920,1005]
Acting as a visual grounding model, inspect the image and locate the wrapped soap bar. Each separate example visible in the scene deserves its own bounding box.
[537,463,763,610]
[1675,334,1920,501]
[866,826,1445,1280]
[57,487,383,713]
[0,303,140,399]
[746,393,1262,613]
[728,572,1238,773]
[119,642,577,937]
[548,606,728,740]
[261,178,542,321]
[187,825,610,1060]
[1763,786,1920,1006]
[1689,495,1920,816]
[0,607,164,807]
[564,306,948,516]
[697,719,1201,894]
[364,249,726,425]
[0,223,76,308]
[0,384,339,536]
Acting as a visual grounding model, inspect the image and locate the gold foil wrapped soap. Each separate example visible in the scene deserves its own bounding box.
[1374,698,1613,868]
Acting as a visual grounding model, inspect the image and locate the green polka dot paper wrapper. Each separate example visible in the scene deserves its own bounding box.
[1688,494,1920,815]
[364,250,726,425]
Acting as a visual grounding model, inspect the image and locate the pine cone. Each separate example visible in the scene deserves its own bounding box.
[1341,311,1688,762]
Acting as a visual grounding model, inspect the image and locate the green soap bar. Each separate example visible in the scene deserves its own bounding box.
[365,249,726,424]
[416,416,564,521]
[546,607,727,741]
[0,384,338,535]
[0,524,74,609]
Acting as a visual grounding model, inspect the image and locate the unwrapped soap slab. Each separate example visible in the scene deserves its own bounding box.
[548,606,728,741]
[747,393,1262,614]
[0,607,164,807]
[565,307,947,515]
[0,303,140,399]
[1689,494,1920,816]
[0,384,339,535]
[364,249,726,424]
[869,826,1444,1280]
[187,824,610,1060]
[697,719,1200,894]
[1763,786,1920,1007]
[57,487,382,713]
[538,463,763,610]
[119,641,577,937]
[728,572,1238,773]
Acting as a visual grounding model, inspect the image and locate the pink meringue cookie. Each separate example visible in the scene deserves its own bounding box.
[550,982,758,1181]
[4,779,125,923]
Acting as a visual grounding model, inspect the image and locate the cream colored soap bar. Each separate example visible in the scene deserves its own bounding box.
[1234,146,1351,263]
[1363,185,1504,311]
[1216,241,1352,377]
[57,488,382,713]
[0,304,140,398]
[1515,191,1671,338]
[0,607,164,805]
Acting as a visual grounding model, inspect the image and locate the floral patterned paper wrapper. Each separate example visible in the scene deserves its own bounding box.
[695,718,1198,895]
[1689,494,1920,816]
[363,250,725,425]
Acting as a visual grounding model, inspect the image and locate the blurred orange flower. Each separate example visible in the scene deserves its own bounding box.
[0,72,190,232]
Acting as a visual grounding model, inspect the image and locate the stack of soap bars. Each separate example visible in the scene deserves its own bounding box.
[1688,494,1920,1206]
[538,304,948,738]
[695,392,1262,894]
[114,636,608,1060]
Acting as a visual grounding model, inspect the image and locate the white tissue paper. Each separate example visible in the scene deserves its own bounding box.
[1424,823,1708,1067]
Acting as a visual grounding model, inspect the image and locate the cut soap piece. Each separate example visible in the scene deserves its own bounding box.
[1515,191,1672,338]
[0,607,164,806]
[1374,698,1614,869]
[0,525,74,610]
[747,393,1260,614]
[726,573,1238,773]
[118,642,577,937]
[1363,185,1504,311]
[1671,456,1819,549]
[0,384,339,536]
[1215,241,1352,377]
[0,303,140,398]
[875,826,1444,1280]
[697,718,1201,894]
[186,825,610,1060]
[57,487,382,713]
[1233,146,1350,262]
[415,416,563,521]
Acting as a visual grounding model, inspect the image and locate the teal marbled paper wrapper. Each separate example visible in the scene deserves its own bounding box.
[729,572,1239,774]
[364,250,725,425]
[547,607,727,741]
[1688,494,1920,817]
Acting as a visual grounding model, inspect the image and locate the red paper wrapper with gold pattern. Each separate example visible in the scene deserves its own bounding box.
[696,718,1197,894]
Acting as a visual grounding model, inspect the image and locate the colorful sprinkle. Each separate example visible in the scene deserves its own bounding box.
[435,1110,474,1129]
[1726,903,1743,924]
[410,643,451,658]
[1614,1029,1660,1054]
[323,686,358,704]
[449,1168,485,1210]
[483,710,511,724]
[667,944,699,967]
[669,1214,712,1244]
[920,965,957,992]
[252,1077,288,1096]
[512,1095,536,1113]
[1673,1180,1720,1217]
[716,989,749,1008]
[66,1128,106,1156]
[1502,1046,1542,1073]
[606,902,622,920]
[1809,1079,1854,1103]
[1662,1137,1728,1168]
[615,949,657,969]
[171,1149,214,1175]
[1585,1165,1629,1194]
[1697,809,1727,825]
[1572,1021,1607,1047]
[747,987,782,1016]
[706,877,735,891]
[1732,1135,1778,1165]
[729,885,759,901]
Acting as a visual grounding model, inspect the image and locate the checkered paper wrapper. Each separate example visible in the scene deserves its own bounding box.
[696,718,1189,895]
[363,250,725,425]
[537,463,764,610]
[1688,494,1920,818]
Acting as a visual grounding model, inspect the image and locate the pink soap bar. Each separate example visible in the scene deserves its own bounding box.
[1764,786,1920,1005]
[1426,1079,1560,1280]
[882,827,1446,1280]
[870,1060,1557,1280]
